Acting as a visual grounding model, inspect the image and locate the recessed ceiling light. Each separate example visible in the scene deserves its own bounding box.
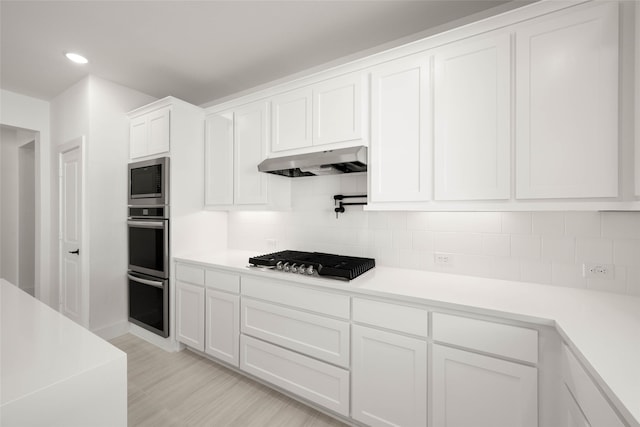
[65,52,88,64]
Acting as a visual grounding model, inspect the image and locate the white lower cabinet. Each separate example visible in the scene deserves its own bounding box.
[175,281,205,352]
[351,324,427,427]
[205,289,239,367]
[240,334,350,416]
[431,344,538,427]
[562,345,625,427]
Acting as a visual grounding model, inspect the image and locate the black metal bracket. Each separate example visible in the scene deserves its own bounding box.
[333,194,367,218]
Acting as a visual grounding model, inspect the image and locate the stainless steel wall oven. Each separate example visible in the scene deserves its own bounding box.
[127,162,170,338]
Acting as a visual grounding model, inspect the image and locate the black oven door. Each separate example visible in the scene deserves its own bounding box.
[128,219,169,278]
[128,272,169,337]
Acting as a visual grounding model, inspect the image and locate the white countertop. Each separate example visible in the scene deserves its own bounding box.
[175,250,640,426]
[0,279,126,406]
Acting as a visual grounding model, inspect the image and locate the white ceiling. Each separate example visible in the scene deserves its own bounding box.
[1,0,526,106]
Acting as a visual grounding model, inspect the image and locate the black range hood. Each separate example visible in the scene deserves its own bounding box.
[257,146,367,178]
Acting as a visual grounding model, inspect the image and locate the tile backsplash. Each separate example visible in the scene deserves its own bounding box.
[228,174,640,296]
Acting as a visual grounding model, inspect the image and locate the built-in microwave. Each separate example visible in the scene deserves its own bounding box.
[128,157,169,206]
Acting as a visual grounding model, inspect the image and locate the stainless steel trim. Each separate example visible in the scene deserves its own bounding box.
[128,156,170,206]
[257,146,367,177]
[127,220,164,228]
[127,273,163,288]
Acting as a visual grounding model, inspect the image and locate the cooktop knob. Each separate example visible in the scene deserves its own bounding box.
[305,265,314,275]
[291,264,298,273]
[297,264,306,274]
[283,262,291,272]
[276,261,284,270]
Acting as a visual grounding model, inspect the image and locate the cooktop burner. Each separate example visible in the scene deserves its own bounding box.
[248,250,375,280]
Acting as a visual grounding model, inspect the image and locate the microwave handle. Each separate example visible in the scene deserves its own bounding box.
[127,273,164,289]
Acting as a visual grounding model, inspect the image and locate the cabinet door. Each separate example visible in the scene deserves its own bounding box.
[175,281,205,351]
[234,101,269,205]
[370,53,432,203]
[351,325,427,427]
[313,72,365,145]
[147,107,171,156]
[515,2,619,199]
[434,32,511,201]
[432,344,538,427]
[205,289,239,367]
[271,88,312,152]
[205,113,234,205]
[563,385,591,427]
[129,116,148,159]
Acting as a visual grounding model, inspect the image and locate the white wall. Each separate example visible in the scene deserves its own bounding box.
[50,75,156,337]
[18,140,36,295]
[227,174,640,296]
[0,90,51,304]
[1,126,20,284]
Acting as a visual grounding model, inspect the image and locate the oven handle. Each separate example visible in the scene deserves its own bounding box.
[127,273,164,289]
[127,220,164,228]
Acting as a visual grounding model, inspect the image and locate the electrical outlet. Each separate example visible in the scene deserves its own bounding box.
[434,253,453,266]
[582,263,614,279]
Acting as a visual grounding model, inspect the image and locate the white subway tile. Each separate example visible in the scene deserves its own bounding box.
[368,211,389,229]
[551,263,587,289]
[396,250,421,270]
[393,230,413,250]
[520,260,552,284]
[454,254,494,277]
[412,231,434,251]
[532,212,565,236]
[501,212,532,234]
[601,212,640,239]
[434,232,483,255]
[482,234,511,257]
[542,237,575,263]
[587,266,626,294]
[428,212,501,233]
[564,212,601,237]
[339,174,359,194]
[489,257,521,281]
[406,212,430,230]
[626,267,640,296]
[613,239,640,266]
[511,235,541,259]
[373,229,393,249]
[387,212,408,230]
[575,238,613,263]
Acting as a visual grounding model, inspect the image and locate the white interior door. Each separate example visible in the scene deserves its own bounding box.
[59,138,87,327]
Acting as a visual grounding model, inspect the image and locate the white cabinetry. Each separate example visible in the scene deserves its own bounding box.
[205,101,290,209]
[433,31,511,201]
[515,2,619,199]
[351,298,428,427]
[369,53,432,203]
[175,263,240,366]
[562,345,625,427]
[129,106,170,159]
[175,280,205,352]
[431,313,539,427]
[313,72,366,146]
[271,88,313,152]
[432,344,538,427]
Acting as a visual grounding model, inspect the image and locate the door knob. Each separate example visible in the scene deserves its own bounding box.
[69,249,80,255]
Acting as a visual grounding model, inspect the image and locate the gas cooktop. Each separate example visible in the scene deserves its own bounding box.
[248,250,375,281]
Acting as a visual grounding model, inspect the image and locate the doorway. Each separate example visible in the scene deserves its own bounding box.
[0,125,37,296]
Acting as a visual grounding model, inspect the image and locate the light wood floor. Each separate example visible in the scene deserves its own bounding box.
[110,334,349,427]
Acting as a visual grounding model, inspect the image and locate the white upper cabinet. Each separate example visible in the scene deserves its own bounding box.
[129,106,170,159]
[205,113,234,206]
[313,72,366,146]
[369,53,432,203]
[515,2,619,199]
[271,87,313,152]
[234,101,269,205]
[434,31,511,201]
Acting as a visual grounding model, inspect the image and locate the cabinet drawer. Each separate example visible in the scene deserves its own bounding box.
[240,335,349,416]
[432,312,538,363]
[175,263,205,286]
[562,345,625,427]
[205,269,240,293]
[241,276,350,319]
[353,298,428,336]
[242,299,349,367]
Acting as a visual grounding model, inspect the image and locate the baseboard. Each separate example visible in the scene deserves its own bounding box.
[92,320,129,341]
[128,323,181,352]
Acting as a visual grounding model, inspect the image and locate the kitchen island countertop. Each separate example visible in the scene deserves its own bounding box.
[175,249,640,426]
